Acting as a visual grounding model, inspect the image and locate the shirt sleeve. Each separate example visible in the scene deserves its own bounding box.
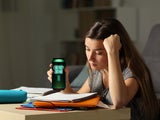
[122,67,135,80]
[103,68,135,105]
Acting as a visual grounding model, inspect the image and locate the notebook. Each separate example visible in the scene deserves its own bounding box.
[33,96,100,108]
[30,92,98,102]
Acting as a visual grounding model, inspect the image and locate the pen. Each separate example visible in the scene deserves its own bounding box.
[42,90,57,96]
[43,90,59,96]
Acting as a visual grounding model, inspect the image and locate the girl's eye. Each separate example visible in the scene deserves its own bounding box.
[85,48,90,51]
[95,51,103,55]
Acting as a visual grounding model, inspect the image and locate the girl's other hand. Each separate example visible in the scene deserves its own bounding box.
[47,64,70,83]
[47,64,53,82]
[103,34,122,54]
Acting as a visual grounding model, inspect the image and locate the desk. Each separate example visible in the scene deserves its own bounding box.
[0,104,130,120]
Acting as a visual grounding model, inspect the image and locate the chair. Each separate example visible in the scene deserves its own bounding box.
[142,24,160,99]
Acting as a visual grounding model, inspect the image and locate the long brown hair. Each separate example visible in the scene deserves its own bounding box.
[85,18,159,119]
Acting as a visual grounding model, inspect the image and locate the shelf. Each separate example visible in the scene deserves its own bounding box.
[61,6,115,12]
[61,41,86,65]
[59,6,137,42]
[61,0,112,10]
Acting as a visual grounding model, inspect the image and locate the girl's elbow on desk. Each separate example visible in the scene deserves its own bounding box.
[111,99,129,109]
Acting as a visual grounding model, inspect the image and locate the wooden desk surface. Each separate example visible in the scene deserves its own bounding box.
[0,104,130,120]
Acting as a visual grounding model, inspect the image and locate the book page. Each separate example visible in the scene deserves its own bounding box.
[97,101,110,108]
[13,86,52,94]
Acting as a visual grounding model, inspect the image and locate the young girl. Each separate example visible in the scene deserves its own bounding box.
[47,18,159,120]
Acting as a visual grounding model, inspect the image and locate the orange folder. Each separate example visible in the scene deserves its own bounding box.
[33,96,100,108]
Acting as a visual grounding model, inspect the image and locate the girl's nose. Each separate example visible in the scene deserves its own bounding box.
[88,52,95,61]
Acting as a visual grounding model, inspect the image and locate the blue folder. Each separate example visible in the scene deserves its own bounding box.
[0,90,27,103]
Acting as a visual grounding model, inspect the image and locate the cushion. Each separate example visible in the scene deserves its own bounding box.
[68,65,84,83]
[143,57,160,95]
[71,65,88,90]
[0,90,27,103]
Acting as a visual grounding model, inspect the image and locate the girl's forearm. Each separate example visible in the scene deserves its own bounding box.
[108,52,128,108]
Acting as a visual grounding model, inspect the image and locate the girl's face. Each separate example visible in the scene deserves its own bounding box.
[85,38,108,70]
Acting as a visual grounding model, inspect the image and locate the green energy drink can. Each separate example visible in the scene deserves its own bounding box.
[52,58,66,90]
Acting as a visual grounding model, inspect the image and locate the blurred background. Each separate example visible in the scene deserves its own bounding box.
[0,0,160,89]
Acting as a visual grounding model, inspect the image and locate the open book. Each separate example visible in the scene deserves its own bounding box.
[30,92,98,102]
[31,92,109,108]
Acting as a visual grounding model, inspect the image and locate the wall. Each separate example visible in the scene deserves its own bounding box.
[0,0,160,89]
[124,0,160,52]
[0,0,57,88]
[0,13,13,87]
